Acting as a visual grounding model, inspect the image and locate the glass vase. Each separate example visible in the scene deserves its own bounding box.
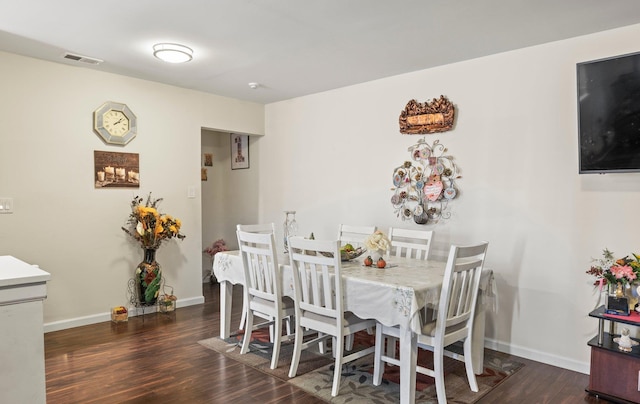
[626,283,639,313]
[283,211,298,253]
[136,248,162,305]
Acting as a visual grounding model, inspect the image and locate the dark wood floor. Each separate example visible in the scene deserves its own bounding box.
[45,282,608,403]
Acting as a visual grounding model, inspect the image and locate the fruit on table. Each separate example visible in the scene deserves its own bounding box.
[364,256,373,266]
[377,257,386,268]
[342,243,355,252]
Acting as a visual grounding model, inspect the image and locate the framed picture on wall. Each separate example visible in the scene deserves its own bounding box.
[231,134,249,170]
[204,153,213,166]
[94,150,139,188]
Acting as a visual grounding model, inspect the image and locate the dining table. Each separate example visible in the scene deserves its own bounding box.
[212,250,496,404]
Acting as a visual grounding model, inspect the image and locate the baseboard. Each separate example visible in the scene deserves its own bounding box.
[484,337,590,375]
[44,295,205,333]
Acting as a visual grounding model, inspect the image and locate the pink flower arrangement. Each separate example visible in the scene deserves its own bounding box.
[611,265,637,282]
[586,248,640,287]
[203,239,228,257]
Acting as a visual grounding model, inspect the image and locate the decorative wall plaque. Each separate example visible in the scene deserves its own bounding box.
[399,95,455,134]
[390,138,460,224]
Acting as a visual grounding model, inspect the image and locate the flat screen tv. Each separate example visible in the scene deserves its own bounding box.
[577,51,640,174]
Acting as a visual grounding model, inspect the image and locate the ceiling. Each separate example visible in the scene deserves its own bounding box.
[2,1,640,104]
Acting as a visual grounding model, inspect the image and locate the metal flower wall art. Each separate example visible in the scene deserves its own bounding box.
[391,138,460,224]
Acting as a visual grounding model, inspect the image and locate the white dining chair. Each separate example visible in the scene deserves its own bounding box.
[373,241,489,404]
[237,223,276,234]
[287,236,376,397]
[382,227,436,357]
[337,223,377,349]
[337,224,377,248]
[388,227,434,260]
[236,223,277,331]
[236,228,295,370]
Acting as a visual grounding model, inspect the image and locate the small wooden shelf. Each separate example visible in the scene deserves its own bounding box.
[587,305,640,403]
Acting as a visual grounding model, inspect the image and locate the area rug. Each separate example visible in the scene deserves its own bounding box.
[198,329,523,403]
[198,327,336,381]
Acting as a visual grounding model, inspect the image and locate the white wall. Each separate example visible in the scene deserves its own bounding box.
[0,50,263,331]
[262,24,640,373]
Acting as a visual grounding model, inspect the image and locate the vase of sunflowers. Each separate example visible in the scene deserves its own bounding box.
[137,248,161,305]
[122,194,185,305]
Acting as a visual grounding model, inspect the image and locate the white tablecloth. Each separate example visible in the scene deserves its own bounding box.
[213,251,494,334]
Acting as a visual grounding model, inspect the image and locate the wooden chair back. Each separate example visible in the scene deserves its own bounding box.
[434,242,489,344]
[236,229,281,309]
[288,237,344,329]
[337,224,376,248]
[388,227,434,260]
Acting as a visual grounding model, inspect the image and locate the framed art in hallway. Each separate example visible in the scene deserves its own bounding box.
[231,134,249,170]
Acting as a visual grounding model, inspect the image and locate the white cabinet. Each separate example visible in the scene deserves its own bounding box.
[0,256,51,404]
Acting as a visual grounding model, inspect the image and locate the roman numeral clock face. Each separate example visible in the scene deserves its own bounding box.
[103,110,130,136]
[93,102,137,145]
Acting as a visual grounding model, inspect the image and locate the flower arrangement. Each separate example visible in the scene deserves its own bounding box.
[365,230,391,253]
[586,248,640,288]
[121,193,186,250]
[203,239,228,257]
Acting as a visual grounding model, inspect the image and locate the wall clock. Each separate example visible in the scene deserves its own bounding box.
[93,101,137,145]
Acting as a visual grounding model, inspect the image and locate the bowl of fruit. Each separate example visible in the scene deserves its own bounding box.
[320,243,366,261]
[339,244,366,261]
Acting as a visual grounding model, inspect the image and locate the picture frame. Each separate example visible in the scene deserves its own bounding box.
[204,153,213,166]
[94,150,139,188]
[231,134,249,170]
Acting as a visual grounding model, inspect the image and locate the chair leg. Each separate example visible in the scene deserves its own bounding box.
[318,332,326,354]
[331,334,345,397]
[463,337,479,392]
[240,310,254,355]
[270,316,282,370]
[285,315,293,335]
[433,346,447,404]
[331,336,338,358]
[238,294,247,330]
[288,323,304,378]
[373,324,385,386]
[269,323,275,342]
[387,336,397,359]
[345,334,354,350]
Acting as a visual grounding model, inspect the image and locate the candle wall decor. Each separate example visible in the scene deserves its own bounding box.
[390,138,460,224]
[94,150,140,188]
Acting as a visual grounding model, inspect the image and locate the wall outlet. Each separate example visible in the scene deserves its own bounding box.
[0,197,13,214]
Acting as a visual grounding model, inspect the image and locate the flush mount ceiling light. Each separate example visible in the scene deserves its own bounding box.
[153,43,193,63]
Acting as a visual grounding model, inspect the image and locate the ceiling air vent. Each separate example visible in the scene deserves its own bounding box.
[63,52,103,65]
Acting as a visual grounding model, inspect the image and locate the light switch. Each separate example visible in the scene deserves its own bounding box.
[187,187,196,199]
